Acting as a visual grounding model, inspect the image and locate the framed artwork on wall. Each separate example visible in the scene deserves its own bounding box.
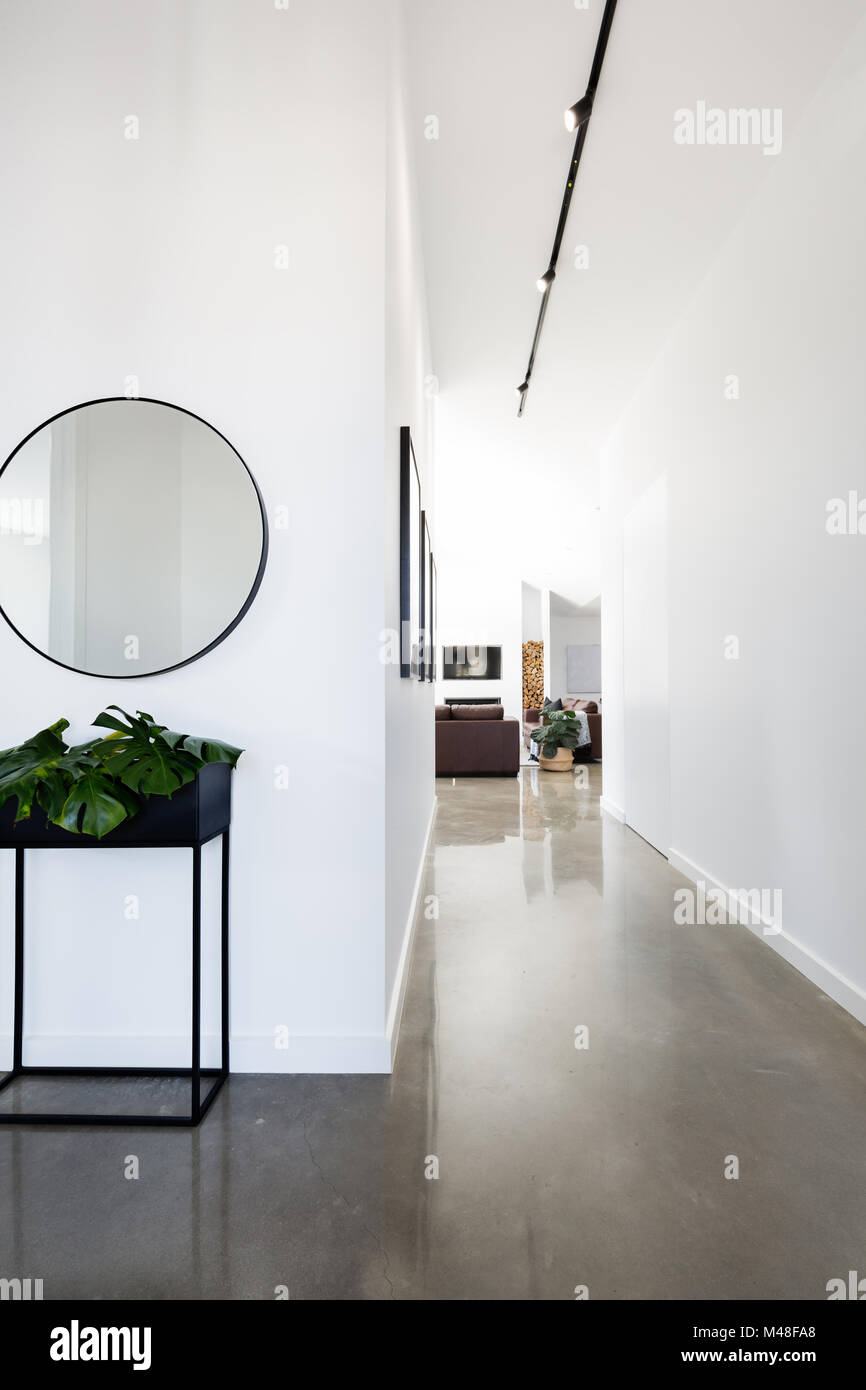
[421,512,432,682]
[429,551,438,683]
[400,427,423,679]
[566,644,601,693]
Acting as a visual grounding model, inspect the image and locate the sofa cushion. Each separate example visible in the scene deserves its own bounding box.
[543,697,563,712]
[435,705,452,721]
[451,704,504,721]
[573,699,599,713]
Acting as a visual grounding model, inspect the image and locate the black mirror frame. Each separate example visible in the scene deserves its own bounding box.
[0,396,269,679]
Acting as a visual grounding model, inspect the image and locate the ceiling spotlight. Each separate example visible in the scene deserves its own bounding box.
[564,95,594,132]
[537,268,556,293]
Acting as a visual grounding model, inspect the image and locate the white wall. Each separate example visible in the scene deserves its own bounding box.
[435,569,522,721]
[384,0,436,1056]
[622,477,669,855]
[602,17,866,1020]
[540,587,552,704]
[521,582,542,641]
[0,0,406,1073]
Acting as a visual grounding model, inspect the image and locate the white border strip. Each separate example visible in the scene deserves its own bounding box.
[600,795,627,823]
[386,795,438,1067]
[668,847,866,1028]
[0,1032,394,1076]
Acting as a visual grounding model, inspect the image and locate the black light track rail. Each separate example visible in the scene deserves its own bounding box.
[516,0,619,417]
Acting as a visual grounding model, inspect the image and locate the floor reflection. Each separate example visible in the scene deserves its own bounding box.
[434,765,604,897]
[519,764,604,898]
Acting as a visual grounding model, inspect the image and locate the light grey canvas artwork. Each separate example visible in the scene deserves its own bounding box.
[566,644,601,693]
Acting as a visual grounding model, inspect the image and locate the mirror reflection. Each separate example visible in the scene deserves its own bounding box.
[0,399,266,677]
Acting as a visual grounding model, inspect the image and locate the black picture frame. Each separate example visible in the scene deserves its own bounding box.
[429,552,438,683]
[421,512,432,683]
[399,426,423,679]
[0,397,269,680]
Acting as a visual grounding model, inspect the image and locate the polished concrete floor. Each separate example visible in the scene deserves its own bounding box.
[2,765,865,1300]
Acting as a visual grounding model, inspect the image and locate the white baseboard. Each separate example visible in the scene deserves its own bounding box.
[600,795,626,823]
[0,1032,393,1075]
[668,847,866,1028]
[386,796,438,1067]
[0,1034,224,1073]
[232,1032,392,1074]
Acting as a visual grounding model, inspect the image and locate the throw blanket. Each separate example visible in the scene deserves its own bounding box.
[572,712,591,748]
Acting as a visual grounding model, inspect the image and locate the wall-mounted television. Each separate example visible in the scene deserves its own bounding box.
[442,645,502,680]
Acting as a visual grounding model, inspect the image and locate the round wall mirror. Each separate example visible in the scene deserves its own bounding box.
[0,398,268,678]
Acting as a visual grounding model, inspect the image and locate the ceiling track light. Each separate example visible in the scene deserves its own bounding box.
[565,95,594,133]
[516,0,619,417]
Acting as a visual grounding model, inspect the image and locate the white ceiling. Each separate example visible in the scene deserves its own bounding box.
[551,590,601,619]
[405,0,862,604]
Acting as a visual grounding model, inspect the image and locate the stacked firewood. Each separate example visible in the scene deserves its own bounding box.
[522,641,544,711]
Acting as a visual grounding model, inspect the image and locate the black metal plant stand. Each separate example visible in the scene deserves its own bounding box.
[0,763,232,1127]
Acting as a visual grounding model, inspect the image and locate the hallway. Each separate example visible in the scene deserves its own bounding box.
[3,769,865,1300]
[398,768,866,1298]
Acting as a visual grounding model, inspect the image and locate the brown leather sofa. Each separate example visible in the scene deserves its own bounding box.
[435,704,520,777]
[523,699,602,760]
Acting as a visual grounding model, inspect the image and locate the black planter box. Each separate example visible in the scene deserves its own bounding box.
[0,762,232,848]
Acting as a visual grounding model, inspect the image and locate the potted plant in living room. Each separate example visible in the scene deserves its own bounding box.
[530,709,583,772]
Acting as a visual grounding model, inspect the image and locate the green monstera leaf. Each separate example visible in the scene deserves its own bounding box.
[0,706,243,839]
[119,708,243,767]
[88,707,200,798]
[88,706,243,798]
[0,720,127,831]
[0,721,75,822]
[160,729,244,767]
[531,709,585,756]
[56,772,140,840]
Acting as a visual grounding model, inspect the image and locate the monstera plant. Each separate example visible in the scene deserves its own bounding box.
[0,707,242,839]
[530,708,585,760]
